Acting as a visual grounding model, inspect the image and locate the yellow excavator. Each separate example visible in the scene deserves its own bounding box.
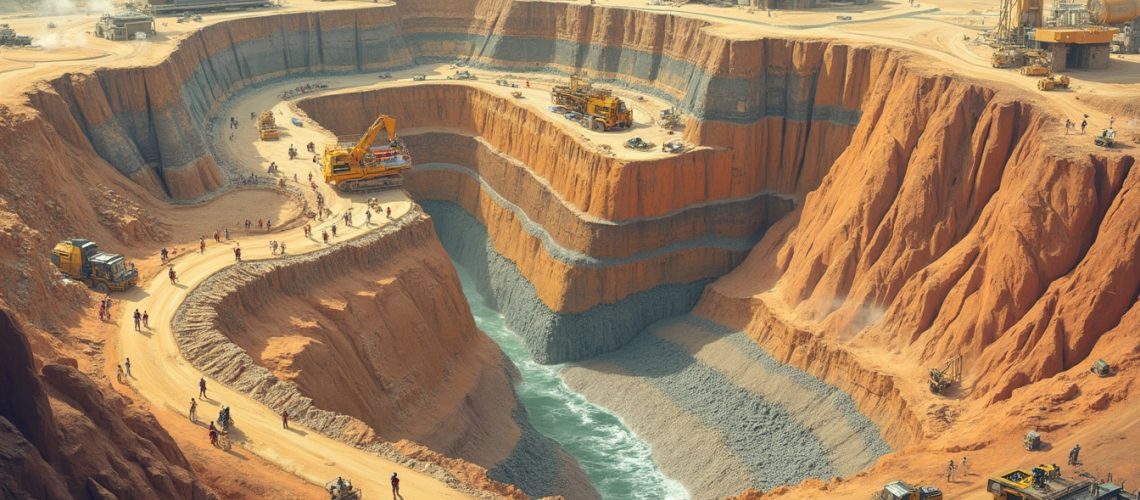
[321,114,412,193]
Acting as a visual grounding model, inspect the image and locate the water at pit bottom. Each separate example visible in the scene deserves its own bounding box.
[454,264,689,499]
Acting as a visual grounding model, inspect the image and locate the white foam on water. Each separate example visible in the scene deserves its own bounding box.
[458,265,689,500]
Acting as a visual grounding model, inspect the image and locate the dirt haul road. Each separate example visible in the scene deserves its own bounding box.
[110,78,467,497]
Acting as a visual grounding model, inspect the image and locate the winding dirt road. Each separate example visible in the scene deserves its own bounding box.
[111,79,468,497]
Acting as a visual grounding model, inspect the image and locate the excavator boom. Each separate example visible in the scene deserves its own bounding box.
[351,115,396,164]
[322,113,411,193]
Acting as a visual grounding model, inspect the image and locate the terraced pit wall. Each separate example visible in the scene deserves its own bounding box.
[172,208,597,499]
[299,7,1140,459]
[18,0,865,201]
[7,0,1136,495]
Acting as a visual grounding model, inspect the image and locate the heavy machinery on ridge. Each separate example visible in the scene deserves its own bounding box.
[0,24,32,46]
[551,75,633,132]
[929,355,963,394]
[874,480,943,500]
[326,476,361,499]
[322,114,411,192]
[1095,128,1117,147]
[51,239,138,292]
[257,111,279,140]
[988,465,1139,499]
[1038,74,1071,90]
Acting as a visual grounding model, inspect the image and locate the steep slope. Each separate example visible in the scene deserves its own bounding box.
[0,304,211,499]
[694,54,1139,476]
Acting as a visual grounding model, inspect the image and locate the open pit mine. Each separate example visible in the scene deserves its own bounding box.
[1,0,1138,498]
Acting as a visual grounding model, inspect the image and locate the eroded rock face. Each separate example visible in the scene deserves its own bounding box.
[173,209,597,499]
[0,306,212,499]
[697,60,1139,444]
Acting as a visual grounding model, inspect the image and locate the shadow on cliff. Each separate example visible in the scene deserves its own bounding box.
[0,302,213,498]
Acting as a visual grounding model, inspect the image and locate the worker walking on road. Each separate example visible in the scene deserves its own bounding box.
[1069,444,1081,465]
[142,311,149,329]
[961,456,968,476]
[199,378,207,399]
[946,459,957,482]
[116,364,124,384]
[1081,118,1088,134]
[199,236,206,254]
[190,398,198,422]
[124,358,132,378]
[169,266,177,285]
[282,410,289,429]
[133,309,141,331]
[391,472,400,499]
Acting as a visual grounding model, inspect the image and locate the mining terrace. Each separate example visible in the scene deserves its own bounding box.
[0,0,1137,498]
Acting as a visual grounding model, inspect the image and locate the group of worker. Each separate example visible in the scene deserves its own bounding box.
[97,296,114,321]
[132,309,149,331]
[1065,115,1116,135]
[104,124,411,465]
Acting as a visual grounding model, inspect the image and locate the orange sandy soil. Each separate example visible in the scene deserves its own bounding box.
[82,191,322,497]
[2,0,1138,497]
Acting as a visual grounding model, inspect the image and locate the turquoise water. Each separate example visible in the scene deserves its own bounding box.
[454,265,689,500]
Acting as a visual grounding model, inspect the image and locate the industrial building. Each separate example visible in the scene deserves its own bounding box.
[94,10,155,41]
[1089,0,1140,52]
[991,0,1138,70]
[1034,26,1117,70]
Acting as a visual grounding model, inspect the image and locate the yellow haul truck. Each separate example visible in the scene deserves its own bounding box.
[51,239,138,293]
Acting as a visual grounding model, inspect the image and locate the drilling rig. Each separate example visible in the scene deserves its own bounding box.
[551,75,633,132]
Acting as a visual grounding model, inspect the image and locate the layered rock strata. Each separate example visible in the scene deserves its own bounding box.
[693,59,1140,452]
[299,81,847,361]
[172,207,596,499]
[21,0,867,203]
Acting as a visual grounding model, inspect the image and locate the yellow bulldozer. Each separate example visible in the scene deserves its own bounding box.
[991,47,1026,68]
[551,75,633,132]
[1037,75,1070,91]
[51,239,138,293]
[257,111,279,141]
[321,114,412,193]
